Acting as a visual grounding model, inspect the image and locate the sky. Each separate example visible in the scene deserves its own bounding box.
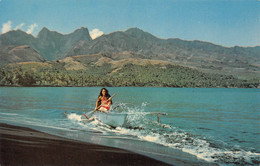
[0,0,259,47]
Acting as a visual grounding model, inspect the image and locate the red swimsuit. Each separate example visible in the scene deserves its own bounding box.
[99,97,111,111]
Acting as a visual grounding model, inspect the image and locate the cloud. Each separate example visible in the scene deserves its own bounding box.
[1,20,12,34]
[1,21,38,35]
[15,23,25,30]
[90,28,104,39]
[26,23,38,34]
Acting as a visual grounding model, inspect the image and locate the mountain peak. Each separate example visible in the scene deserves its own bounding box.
[0,29,35,47]
[37,27,64,38]
[125,27,144,34]
[37,27,52,38]
[79,27,89,31]
[71,27,89,35]
[39,27,50,33]
[125,27,158,41]
[69,27,92,41]
[2,29,30,36]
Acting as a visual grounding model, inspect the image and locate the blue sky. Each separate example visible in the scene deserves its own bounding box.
[0,0,259,47]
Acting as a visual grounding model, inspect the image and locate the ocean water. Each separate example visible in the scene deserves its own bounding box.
[0,87,259,165]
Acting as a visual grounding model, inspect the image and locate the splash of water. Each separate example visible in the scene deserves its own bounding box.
[67,113,82,121]
[66,103,260,165]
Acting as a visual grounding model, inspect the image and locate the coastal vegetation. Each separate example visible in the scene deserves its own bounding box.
[0,62,258,88]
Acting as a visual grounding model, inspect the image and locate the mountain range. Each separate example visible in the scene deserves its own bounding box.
[0,45,45,66]
[0,27,92,60]
[0,27,259,79]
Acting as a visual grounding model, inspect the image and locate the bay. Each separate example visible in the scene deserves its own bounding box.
[0,87,259,165]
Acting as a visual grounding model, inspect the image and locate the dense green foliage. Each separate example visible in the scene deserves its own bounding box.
[110,64,258,88]
[0,62,258,88]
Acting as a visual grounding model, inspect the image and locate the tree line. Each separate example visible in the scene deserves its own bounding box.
[0,63,258,88]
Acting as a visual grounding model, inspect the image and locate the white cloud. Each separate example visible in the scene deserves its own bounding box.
[15,23,25,30]
[1,20,12,34]
[1,21,38,35]
[26,23,38,34]
[90,28,104,39]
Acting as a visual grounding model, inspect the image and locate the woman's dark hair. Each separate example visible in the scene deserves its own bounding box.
[98,88,112,105]
[98,88,111,98]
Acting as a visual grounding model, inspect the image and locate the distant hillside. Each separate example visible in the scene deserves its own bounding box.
[66,28,260,79]
[0,27,259,80]
[0,27,92,60]
[35,27,92,60]
[0,45,45,66]
[1,53,258,88]
[0,30,36,46]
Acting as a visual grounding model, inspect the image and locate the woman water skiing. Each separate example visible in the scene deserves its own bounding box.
[95,88,113,112]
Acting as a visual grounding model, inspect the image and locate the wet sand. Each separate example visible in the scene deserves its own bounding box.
[0,123,170,166]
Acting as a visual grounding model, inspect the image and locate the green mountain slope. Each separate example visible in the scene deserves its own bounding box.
[0,45,45,66]
[0,53,258,88]
[0,27,92,60]
[0,27,259,83]
[65,28,260,79]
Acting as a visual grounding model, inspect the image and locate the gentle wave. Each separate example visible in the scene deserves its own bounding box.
[0,112,19,116]
[66,105,260,166]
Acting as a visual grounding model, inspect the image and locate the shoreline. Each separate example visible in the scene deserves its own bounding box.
[0,123,170,166]
[0,85,259,89]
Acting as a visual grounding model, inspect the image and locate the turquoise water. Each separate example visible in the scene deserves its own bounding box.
[0,87,259,165]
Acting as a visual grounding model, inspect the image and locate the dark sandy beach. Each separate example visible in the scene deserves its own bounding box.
[0,123,170,166]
